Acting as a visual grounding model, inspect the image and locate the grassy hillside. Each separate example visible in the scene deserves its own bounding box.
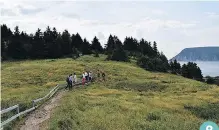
[1,55,219,130]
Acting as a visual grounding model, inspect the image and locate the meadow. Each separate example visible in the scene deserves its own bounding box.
[1,55,219,130]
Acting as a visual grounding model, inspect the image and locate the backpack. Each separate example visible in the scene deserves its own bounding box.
[66,76,69,82]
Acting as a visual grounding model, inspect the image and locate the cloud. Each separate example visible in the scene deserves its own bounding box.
[62,13,80,20]
[151,9,167,15]
[1,8,17,16]
[205,12,219,19]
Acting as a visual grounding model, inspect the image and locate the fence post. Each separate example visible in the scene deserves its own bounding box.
[32,100,35,108]
[17,105,19,114]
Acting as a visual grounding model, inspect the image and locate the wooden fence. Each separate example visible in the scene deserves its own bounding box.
[0,80,87,129]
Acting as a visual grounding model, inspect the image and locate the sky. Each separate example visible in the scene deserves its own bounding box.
[1,1,219,59]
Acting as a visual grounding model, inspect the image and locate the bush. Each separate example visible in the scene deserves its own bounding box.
[215,79,219,86]
[94,51,99,57]
[137,55,168,72]
[147,111,161,121]
[107,47,129,62]
[58,119,73,130]
[206,76,215,84]
[72,47,80,59]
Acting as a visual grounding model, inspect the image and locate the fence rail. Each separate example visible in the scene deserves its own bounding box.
[1,104,19,115]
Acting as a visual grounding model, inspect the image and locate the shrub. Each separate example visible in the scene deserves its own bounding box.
[94,51,99,57]
[206,76,215,84]
[137,55,168,72]
[107,47,129,62]
[58,119,73,130]
[147,111,161,121]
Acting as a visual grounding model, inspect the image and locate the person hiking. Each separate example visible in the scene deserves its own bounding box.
[73,73,77,84]
[69,74,73,90]
[85,71,88,81]
[102,71,105,81]
[65,74,70,89]
[97,70,100,81]
[82,72,86,85]
[89,71,92,81]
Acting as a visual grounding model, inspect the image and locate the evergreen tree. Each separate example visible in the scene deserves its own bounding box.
[181,64,188,77]
[61,30,72,55]
[181,62,203,81]
[45,27,62,58]
[138,39,147,55]
[123,37,138,56]
[71,33,83,53]
[105,34,115,54]
[138,39,153,57]
[153,41,158,57]
[174,59,181,74]
[1,24,13,60]
[71,34,76,48]
[43,26,53,58]
[108,38,129,62]
[146,41,155,58]
[20,31,32,58]
[31,28,46,58]
[159,52,169,72]
[8,26,26,59]
[53,32,63,58]
[81,38,91,54]
[91,36,103,53]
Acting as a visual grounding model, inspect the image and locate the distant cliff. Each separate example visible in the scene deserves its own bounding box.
[171,47,219,61]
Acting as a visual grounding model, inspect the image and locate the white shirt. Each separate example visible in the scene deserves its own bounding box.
[82,74,85,78]
[89,72,92,77]
[85,72,88,76]
[73,75,77,82]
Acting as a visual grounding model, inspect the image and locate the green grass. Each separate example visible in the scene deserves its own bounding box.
[1,55,219,130]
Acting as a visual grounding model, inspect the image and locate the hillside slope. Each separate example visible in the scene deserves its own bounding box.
[1,55,219,130]
[171,46,219,61]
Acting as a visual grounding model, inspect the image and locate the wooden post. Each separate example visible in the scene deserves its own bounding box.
[32,100,35,108]
[17,105,19,114]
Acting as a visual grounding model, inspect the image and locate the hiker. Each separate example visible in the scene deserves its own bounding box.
[82,72,86,85]
[73,73,77,84]
[66,74,70,89]
[97,70,100,81]
[85,71,88,81]
[102,71,105,81]
[89,71,92,81]
[69,74,73,90]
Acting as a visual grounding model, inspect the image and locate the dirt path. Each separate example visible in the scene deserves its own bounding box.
[20,90,66,130]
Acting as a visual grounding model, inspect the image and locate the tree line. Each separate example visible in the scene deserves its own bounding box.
[1,24,203,81]
[1,24,103,60]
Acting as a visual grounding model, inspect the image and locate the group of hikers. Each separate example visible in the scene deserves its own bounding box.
[65,70,106,90]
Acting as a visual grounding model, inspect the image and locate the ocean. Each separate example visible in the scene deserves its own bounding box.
[179,61,219,77]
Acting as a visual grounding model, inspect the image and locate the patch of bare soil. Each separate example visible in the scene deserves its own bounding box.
[20,90,66,130]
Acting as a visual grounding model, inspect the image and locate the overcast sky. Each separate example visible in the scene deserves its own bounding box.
[1,1,219,59]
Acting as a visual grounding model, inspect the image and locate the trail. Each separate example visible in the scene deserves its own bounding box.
[20,90,66,130]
